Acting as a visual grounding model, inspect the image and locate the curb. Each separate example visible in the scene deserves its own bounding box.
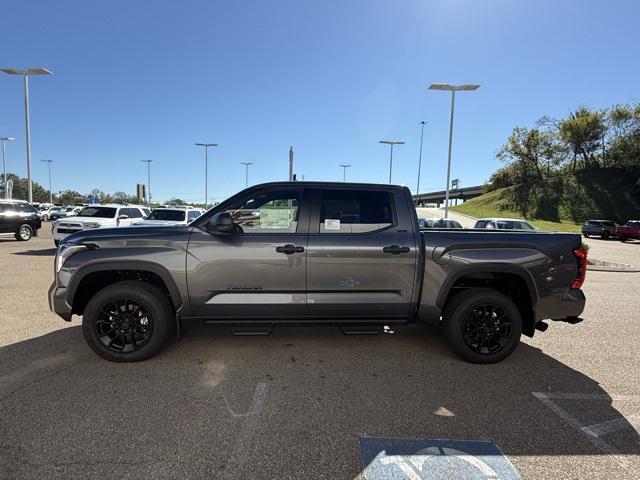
[588,258,640,272]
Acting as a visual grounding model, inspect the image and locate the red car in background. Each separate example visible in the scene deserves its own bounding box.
[616,220,640,242]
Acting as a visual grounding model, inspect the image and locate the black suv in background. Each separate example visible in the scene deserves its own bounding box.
[581,219,617,239]
[0,200,42,241]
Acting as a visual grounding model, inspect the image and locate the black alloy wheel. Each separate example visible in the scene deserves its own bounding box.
[95,299,154,353]
[461,304,512,355]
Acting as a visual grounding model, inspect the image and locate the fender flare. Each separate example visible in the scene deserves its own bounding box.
[66,259,183,311]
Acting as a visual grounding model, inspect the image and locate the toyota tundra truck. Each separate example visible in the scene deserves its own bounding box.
[49,182,587,364]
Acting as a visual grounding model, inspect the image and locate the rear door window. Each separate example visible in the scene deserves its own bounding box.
[318,189,393,234]
[128,208,143,218]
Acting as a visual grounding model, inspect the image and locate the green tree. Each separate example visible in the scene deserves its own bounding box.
[558,107,606,171]
[57,190,85,205]
[165,197,187,205]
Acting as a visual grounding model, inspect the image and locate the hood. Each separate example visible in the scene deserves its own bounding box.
[60,216,117,225]
[131,219,185,226]
[62,225,193,246]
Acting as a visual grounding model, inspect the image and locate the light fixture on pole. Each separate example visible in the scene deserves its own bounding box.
[0,137,15,199]
[0,67,53,204]
[338,164,351,182]
[195,143,218,208]
[140,160,153,206]
[40,159,54,204]
[416,121,426,196]
[240,162,253,188]
[378,140,405,183]
[428,83,480,217]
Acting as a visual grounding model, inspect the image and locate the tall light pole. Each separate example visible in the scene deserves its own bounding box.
[240,162,253,188]
[195,143,218,208]
[0,137,15,199]
[416,121,426,196]
[339,164,351,182]
[140,160,153,206]
[378,140,405,183]
[40,159,54,204]
[0,67,53,204]
[428,83,480,217]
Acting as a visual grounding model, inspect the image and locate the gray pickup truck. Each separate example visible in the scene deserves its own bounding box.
[49,182,587,364]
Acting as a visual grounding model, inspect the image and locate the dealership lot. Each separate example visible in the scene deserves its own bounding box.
[1,230,639,479]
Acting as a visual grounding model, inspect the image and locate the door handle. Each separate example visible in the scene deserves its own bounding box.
[276,244,304,255]
[383,245,410,255]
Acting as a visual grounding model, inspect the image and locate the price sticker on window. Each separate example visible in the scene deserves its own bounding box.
[324,219,341,231]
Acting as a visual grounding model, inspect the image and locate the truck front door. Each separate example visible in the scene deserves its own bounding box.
[187,187,309,318]
[305,187,419,319]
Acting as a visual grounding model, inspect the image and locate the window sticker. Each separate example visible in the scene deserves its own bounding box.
[324,219,341,230]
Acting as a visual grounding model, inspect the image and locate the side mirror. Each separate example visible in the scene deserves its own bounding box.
[118,214,129,220]
[207,212,234,234]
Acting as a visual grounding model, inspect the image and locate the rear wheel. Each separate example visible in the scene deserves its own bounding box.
[442,288,523,364]
[602,231,610,240]
[583,233,590,238]
[82,281,174,362]
[15,224,33,241]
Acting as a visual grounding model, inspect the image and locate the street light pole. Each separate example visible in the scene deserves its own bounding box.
[40,159,53,203]
[195,143,218,208]
[0,137,15,199]
[428,83,480,217]
[240,162,253,188]
[416,121,426,196]
[0,67,53,204]
[338,164,351,182]
[378,140,405,183]
[141,160,153,206]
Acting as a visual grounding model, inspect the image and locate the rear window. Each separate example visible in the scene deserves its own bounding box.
[474,220,493,229]
[319,189,393,233]
[77,207,117,218]
[147,209,186,221]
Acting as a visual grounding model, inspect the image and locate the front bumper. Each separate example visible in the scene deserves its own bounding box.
[48,281,73,321]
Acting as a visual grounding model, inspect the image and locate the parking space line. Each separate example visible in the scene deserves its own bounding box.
[533,392,640,469]
[223,383,268,479]
[581,415,640,438]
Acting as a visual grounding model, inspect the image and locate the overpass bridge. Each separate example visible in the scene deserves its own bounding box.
[413,185,485,206]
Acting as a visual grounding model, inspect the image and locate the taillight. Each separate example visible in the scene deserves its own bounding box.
[571,247,587,289]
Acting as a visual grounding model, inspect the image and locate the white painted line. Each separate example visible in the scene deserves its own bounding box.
[223,383,268,479]
[581,415,640,438]
[532,392,637,470]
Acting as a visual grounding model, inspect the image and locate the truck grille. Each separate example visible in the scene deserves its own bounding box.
[57,228,80,234]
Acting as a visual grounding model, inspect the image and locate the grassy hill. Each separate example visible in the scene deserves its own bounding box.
[450,167,640,234]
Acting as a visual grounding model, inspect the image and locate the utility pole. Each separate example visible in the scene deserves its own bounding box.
[379,140,405,183]
[0,137,15,199]
[339,164,351,182]
[140,160,153,206]
[288,146,294,181]
[416,121,426,195]
[240,162,253,188]
[195,143,218,208]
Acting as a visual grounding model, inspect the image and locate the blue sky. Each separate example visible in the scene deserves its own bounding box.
[1,0,638,203]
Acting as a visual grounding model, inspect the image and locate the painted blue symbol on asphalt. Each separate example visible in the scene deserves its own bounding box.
[359,437,521,480]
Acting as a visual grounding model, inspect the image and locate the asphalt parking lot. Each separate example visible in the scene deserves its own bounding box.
[1,229,639,479]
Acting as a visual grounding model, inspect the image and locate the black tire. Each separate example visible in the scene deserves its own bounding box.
[15,224,33,241]
[54,240,60,247]
[442,288,523,364]
[82,281,174,362]
[602,231,610,240]
[619,236,627,242]
[583,233,589,238]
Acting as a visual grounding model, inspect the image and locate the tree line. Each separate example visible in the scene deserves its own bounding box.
[490,103,640,189]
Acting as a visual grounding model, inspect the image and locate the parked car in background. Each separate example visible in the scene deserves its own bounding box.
[581,219,618,239]
[418,217,463,229]
[615,220,640,242]
[474,218,536,230]
[132,207,205,226]
[40,205,64,221]
[0,199,42,241]
[50,206,83,221]
[52,204,148,246]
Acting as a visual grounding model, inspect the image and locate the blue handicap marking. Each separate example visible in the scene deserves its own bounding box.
[359,436,521,480]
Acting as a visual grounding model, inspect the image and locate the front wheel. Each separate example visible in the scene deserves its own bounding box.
[82,281,174,362]
[583,233,590,238]
[442,288,523,364]
[619,236,627,242]
[15,224,33,241]
[602,231,610,240]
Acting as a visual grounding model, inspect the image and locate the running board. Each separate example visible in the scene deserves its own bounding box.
[339,322,382,335]
[219,322,275,336]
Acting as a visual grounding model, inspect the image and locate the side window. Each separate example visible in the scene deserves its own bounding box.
[17,203,37,213]
[129,208,143,218]
[118,208,131,218]
[188,210,201,221]
[0,204,9,213]
[223,189,300,234]
[319,190,393,234]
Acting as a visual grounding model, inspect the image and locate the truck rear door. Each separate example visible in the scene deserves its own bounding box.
[305,187,419,319]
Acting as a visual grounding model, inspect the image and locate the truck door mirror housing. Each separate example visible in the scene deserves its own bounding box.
[207,212,234,234]
[118,214,129,220]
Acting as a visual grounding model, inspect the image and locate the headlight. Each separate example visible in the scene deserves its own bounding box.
[55,244,88,273]
[82,222,101,228]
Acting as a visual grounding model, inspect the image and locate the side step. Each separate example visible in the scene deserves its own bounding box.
[339,322,382,335]
[225,322,274,336]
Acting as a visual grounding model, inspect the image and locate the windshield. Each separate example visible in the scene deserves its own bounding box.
[77,207,117,218]
[146,209,186,221]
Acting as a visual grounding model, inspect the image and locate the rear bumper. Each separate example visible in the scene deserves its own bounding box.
[536,288,586,322]
[48,281,73,321]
